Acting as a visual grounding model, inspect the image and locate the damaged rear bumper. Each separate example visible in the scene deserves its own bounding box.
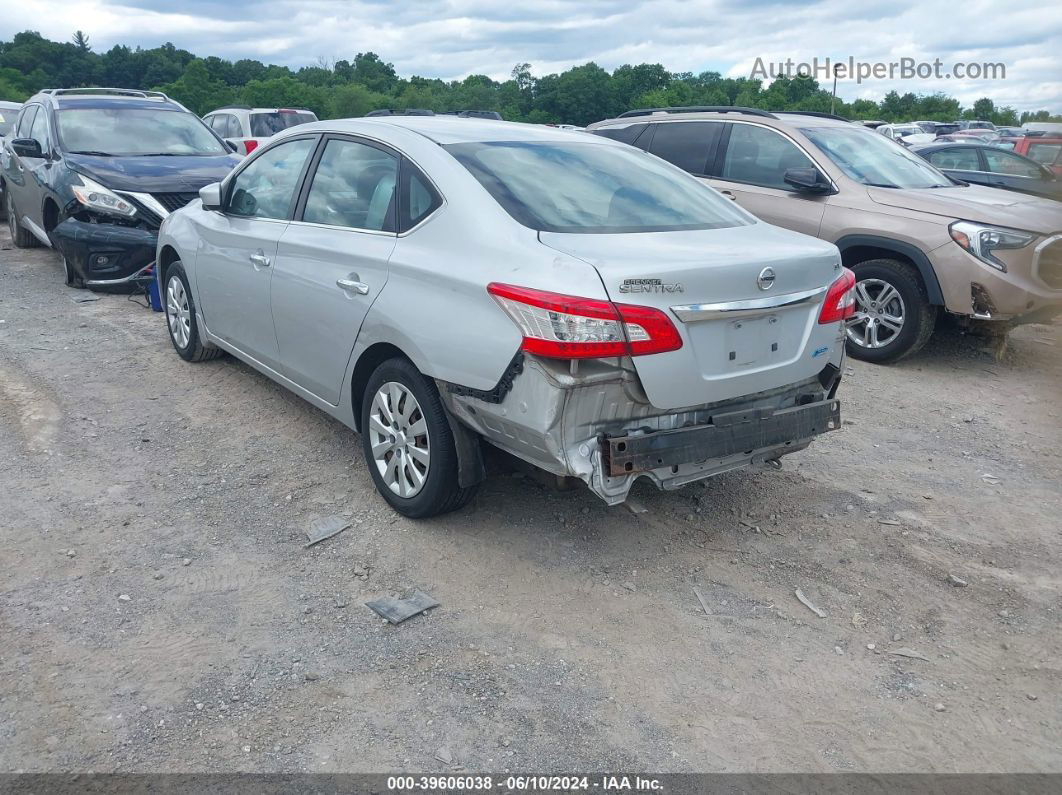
[440,354,843,505]
[603,400,840,477]
[51,218,157,286]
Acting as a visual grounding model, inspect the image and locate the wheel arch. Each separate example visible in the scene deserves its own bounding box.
[158,244,182,276]
[350,342,411,432]
[835,235,944,306]
[42,197,61,233]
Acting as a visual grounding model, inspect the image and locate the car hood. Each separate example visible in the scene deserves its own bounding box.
[65,153,242,193]
[867,183,1062,233]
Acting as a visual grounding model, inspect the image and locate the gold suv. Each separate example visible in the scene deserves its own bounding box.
[590,107,1062,362]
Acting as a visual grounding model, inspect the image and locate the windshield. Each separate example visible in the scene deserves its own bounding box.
[249,111,316,137]
[445,141,752,233]
[0,111,15,137]
[56,108,227,156]
[802,126,952,189]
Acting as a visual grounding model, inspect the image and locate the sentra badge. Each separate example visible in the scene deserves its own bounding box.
[619,278,684,294]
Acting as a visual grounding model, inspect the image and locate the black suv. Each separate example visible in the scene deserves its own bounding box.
[2,88,241,287]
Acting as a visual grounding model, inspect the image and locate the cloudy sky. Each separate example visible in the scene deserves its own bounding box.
[3,0,1061,111]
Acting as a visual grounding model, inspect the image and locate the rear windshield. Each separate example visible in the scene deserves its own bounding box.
[250,111,317,137]
[57,108,227,156]
[445,140,751,233]
[0,112,15,137]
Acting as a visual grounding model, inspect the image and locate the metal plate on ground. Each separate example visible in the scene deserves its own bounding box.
[365,590,440,624]
[304,515,351,547]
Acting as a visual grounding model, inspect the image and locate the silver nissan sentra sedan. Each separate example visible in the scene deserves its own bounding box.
[156,116,853,517]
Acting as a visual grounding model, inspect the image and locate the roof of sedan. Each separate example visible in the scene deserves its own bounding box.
[300,116,612,145]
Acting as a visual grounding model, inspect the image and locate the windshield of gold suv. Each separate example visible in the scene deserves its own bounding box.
[802,126,952,190]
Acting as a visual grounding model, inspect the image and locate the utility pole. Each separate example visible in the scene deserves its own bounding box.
[831,62,841,115]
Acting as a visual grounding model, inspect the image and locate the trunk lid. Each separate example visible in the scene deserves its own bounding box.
[540,223,843,409]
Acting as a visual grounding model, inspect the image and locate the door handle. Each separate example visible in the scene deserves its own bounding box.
[719,190,737,201]
[337,278,370,295]
[249,253,271,268]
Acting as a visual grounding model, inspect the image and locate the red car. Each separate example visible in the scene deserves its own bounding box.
[1012,136,1062,176]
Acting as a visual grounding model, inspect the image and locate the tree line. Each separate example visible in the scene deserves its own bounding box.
[1,30,1059,128]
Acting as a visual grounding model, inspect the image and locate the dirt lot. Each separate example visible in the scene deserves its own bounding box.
[1,226,1060,774]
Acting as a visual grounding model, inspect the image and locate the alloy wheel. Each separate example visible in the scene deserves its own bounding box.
[166,275,191,349]
[368,381,430,498]
[6,193,15,239]
[846,278,906,349]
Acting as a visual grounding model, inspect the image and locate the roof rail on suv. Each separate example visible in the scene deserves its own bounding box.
[773,111,852,123]
[39,88,173,101]
[618,106,777,119]
[365,108,436,117]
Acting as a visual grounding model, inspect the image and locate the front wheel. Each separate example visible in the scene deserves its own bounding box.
[164,261,223,362]
[360,357,476,518]
[845,258,936,363]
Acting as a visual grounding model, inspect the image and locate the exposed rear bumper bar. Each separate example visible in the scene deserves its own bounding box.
[602,399,840,476]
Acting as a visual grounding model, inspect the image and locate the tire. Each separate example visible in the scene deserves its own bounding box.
[6,191,41,248]
[63,255,85,288]
[360,357,476,518]
[163,261,224,363]
[845,258,936,363]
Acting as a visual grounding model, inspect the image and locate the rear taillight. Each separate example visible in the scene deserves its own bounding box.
[818,268,857,324]
[243,139,259,154]
[487,283,682,359]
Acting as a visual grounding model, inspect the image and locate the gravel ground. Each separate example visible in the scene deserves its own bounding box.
[1,227,1060,774]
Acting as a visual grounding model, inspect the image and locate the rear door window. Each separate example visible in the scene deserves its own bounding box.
[926,148,980,171]
[645,122,722,176]
[983,149,1044,178]
[227,137,316,220]
[300,137,398,232]
[720,124,816,189]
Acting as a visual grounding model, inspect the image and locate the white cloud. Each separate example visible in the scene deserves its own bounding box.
[2,0,1060,112]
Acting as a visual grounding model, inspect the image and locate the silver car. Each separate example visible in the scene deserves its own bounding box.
[156,118,851,517]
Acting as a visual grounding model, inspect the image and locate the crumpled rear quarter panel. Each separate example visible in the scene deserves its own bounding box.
[440,355,838,504]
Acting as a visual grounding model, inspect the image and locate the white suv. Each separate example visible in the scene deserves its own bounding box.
[202,106,318,156]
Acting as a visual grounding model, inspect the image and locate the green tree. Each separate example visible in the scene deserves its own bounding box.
[72,30,91,52]
[153,59,235,115]
[536,62,615,126]
[329,83,389,118]
[970,97,996,121]
[351,52,398,93]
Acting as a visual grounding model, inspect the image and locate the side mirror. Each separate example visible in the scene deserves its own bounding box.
[784,167,831,194]
[199,182,223,211]
[11,138,44,159]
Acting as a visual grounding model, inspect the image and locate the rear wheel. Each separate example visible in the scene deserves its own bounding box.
[6,191,40,249]
[164,261,223,362]
[845,258,936,363]
[360,357,476,518]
